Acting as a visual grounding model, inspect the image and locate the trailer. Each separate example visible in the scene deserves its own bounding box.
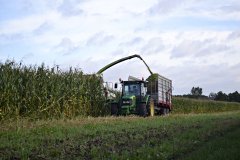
[147,73,172,114]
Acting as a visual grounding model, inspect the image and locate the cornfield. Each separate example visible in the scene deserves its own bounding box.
[0,60,108,120]
[1,60,240,120]
[172,97,240,114]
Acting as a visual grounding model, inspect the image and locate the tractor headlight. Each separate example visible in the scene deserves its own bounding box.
[122,99,132,105]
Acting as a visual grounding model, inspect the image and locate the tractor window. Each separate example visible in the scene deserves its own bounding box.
[141,83,146,96]
[123,84,140,96]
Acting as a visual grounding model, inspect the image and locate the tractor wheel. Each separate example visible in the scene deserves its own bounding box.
[166,108,170,114]
[159,108,166,115]
[111,103,118,116]
[146,103,150,116]
[139,103,147,117]
[163,108,167,115]
[162,108,170,115]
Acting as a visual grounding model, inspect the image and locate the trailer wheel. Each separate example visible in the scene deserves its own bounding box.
[159,108,164,115]
[162,108,170,115]
[111,103,118,116]
[166,108,170,114]
[139,103,147,117]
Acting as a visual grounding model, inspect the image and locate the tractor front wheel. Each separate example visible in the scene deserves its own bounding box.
[111,103,118,116]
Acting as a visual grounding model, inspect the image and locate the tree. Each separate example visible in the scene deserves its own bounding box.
[228,91,240,102]
[215,91,228,101]
[191,87,202,96]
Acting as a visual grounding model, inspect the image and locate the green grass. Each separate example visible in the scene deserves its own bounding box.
[1,111,240,159]
[183,126,240,160]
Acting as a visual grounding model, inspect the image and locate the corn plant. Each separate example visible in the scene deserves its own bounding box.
[172,97,240,114]
[0,60,108,120]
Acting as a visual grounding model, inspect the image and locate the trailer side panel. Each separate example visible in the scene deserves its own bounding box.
[147,74,172,110]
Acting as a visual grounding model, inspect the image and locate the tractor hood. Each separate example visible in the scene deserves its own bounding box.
[122,95,135,99]
[121,95,136,106]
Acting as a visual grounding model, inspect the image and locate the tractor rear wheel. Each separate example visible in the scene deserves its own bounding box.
[139,103,147,117]
[111,103,118,116]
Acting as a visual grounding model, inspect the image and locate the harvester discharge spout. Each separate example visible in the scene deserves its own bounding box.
[97,54,153,75]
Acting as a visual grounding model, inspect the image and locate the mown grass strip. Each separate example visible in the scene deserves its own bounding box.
[183,124,240,160]
[1,111,240,159]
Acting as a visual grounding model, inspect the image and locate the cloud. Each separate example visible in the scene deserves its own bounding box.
[57,0,84,16]
[147,0,187,15]
[33,22,52,35]
[185,2,240,20]
[228,30,240,40]
[0,33,25,43]
[54,37,79,55]
[141,37,165,55]
[0,11,59,35]
[229,63,240,83]
[119,37,143,46]
[159,62,240,95]
[171,39,230,58]
[60,56,110,74]
[86,32,114,46]
[111,49,124,56]
[21,53,34,60]
[219,5,240,13]
[147,0,240,21]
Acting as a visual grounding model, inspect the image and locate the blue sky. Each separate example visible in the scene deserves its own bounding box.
[1,0,240,95]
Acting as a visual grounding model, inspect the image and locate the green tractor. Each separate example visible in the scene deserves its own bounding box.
[111,78,151,116]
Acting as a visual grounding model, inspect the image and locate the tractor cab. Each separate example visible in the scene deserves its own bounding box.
[122,81,146,101]
[111,77,150,115]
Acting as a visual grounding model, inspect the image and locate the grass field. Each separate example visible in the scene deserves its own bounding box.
[1,111,240,160]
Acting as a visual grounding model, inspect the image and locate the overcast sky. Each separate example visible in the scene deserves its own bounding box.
[1,0,240,95]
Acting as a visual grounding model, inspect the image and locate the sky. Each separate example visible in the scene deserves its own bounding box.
[0,0,240,95]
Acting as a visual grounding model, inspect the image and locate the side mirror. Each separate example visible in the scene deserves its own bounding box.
[114,83,118,89]
[144,82,148,87]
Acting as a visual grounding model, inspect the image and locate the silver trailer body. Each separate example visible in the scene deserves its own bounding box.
[147,74,172,109]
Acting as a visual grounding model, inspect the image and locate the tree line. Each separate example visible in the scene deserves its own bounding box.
[174,87,240,103]
[209,91,240,102]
